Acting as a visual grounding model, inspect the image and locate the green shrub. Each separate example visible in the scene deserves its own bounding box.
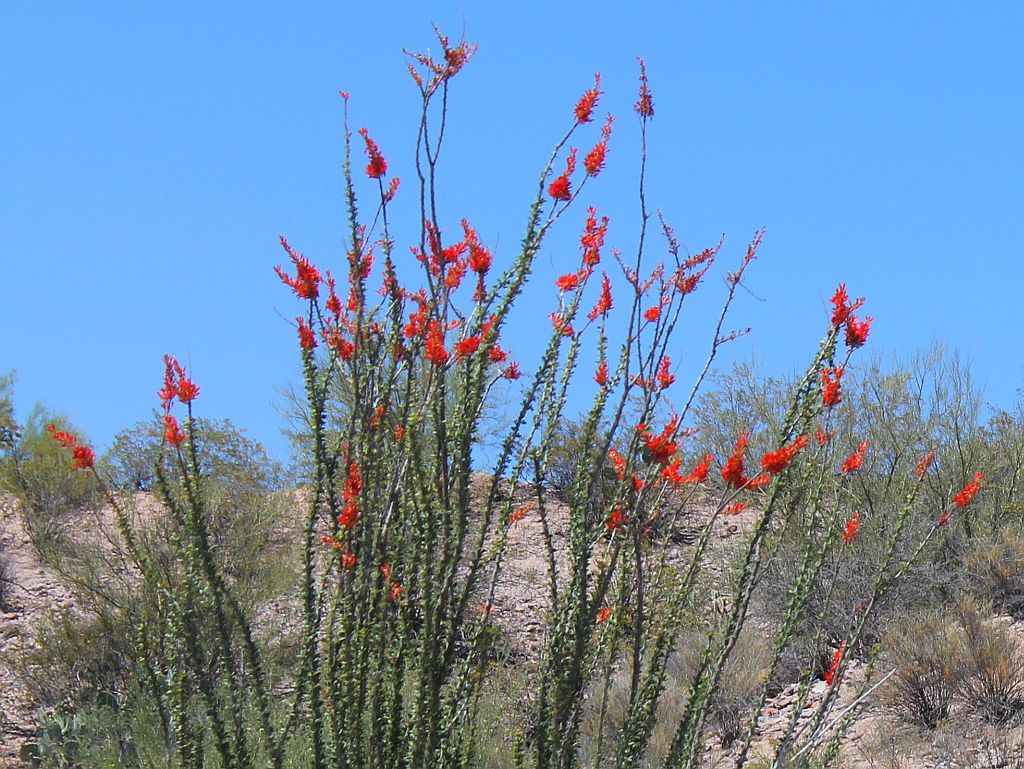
[0,404,101,558]
[955,597,1024,723]
[882,609,961,728]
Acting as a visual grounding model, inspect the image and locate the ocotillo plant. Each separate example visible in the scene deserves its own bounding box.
[49,28,984,769]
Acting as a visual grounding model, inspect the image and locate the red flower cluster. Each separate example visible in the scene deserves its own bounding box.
[643,304,662,322]
[760,435,809,476]
[842,513,861,545]
[830,284,872,349]
[509,502,535,524]
[454,334,482,359]
[824,641,846,686]
[424,319,449,366]
[721,432,751,489]
[723,502,748,516]
[588,273,613,321]
[821,366,844,408]
[761,436,806,479]
[840,440,869,475]
[574,73,602,124]
[830,284,864,328]
[548,148,576,202]
[556,272,582,291]
[358,127,388,179]
[953,472,984,508]
[606,507,628,533]
[159,355,200,410]
[640,418,680,465]
[662,454,714,487]
[275,236,322,300]
[580,207,609,268]
[296,317,316,350]
[583,115,614,176]
[594,360,608,387]
[655,356,675,390]
[163,414,186,447]
[46,424,95,470]
[608,448,627,481]
[338,460,363,529]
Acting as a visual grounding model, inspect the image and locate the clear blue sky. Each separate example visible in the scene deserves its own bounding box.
[4,3,1023,461]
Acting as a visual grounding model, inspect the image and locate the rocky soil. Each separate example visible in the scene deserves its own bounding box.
[2,482,1023,768]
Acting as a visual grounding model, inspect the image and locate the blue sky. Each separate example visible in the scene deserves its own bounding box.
[4,3,1023,461]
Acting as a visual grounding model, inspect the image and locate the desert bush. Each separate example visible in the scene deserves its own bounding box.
[37,29,978,769]
[956,597,1024,723]
[964,525,1024,619]
[0,404,101,558]
[882,609,961,728]
[17,606,137,709]
[673,627,772,747]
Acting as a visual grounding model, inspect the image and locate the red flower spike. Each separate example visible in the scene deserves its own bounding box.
[297,317,316,350]
[583,115,614,177]
[643,305,662,322]
[164,414,186,447]
[761,435,809,476]
[71,444,95,470]
[845,315,873,349]
[824,641,846,686]
[953,472,984,508]
[275,236,322,300]
[424,320,449,366]
[608,448,627,481]
[47,423,78,449]
[158,356,178,411]
[721,432,750,489]
[170,358,200,404]
[556,272,581,291]
[746,473,773,490]
[548,148,576,202]
[358,127,388,179]
[501,362,521,380]
[815,425,835,446]
[462,220,492,274]
[580,207,609,267]
[724,502,748,516]
[509,502,535,524]
[634,57,654,118]
[656,356,675,390]
[455,335,482,359]
[596,606,613,624]
[341,547,357,571]
[594,360,608,387]
[641,417,680,465]
[830,284,865,328]
[388,582,403,601]
[588,273,613,321]
[574,73,602,124]
[916,449,937,477]
[840,440,869,475]
[606,507,628,533]
[842,513,860,545]
[821,366,844,409]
